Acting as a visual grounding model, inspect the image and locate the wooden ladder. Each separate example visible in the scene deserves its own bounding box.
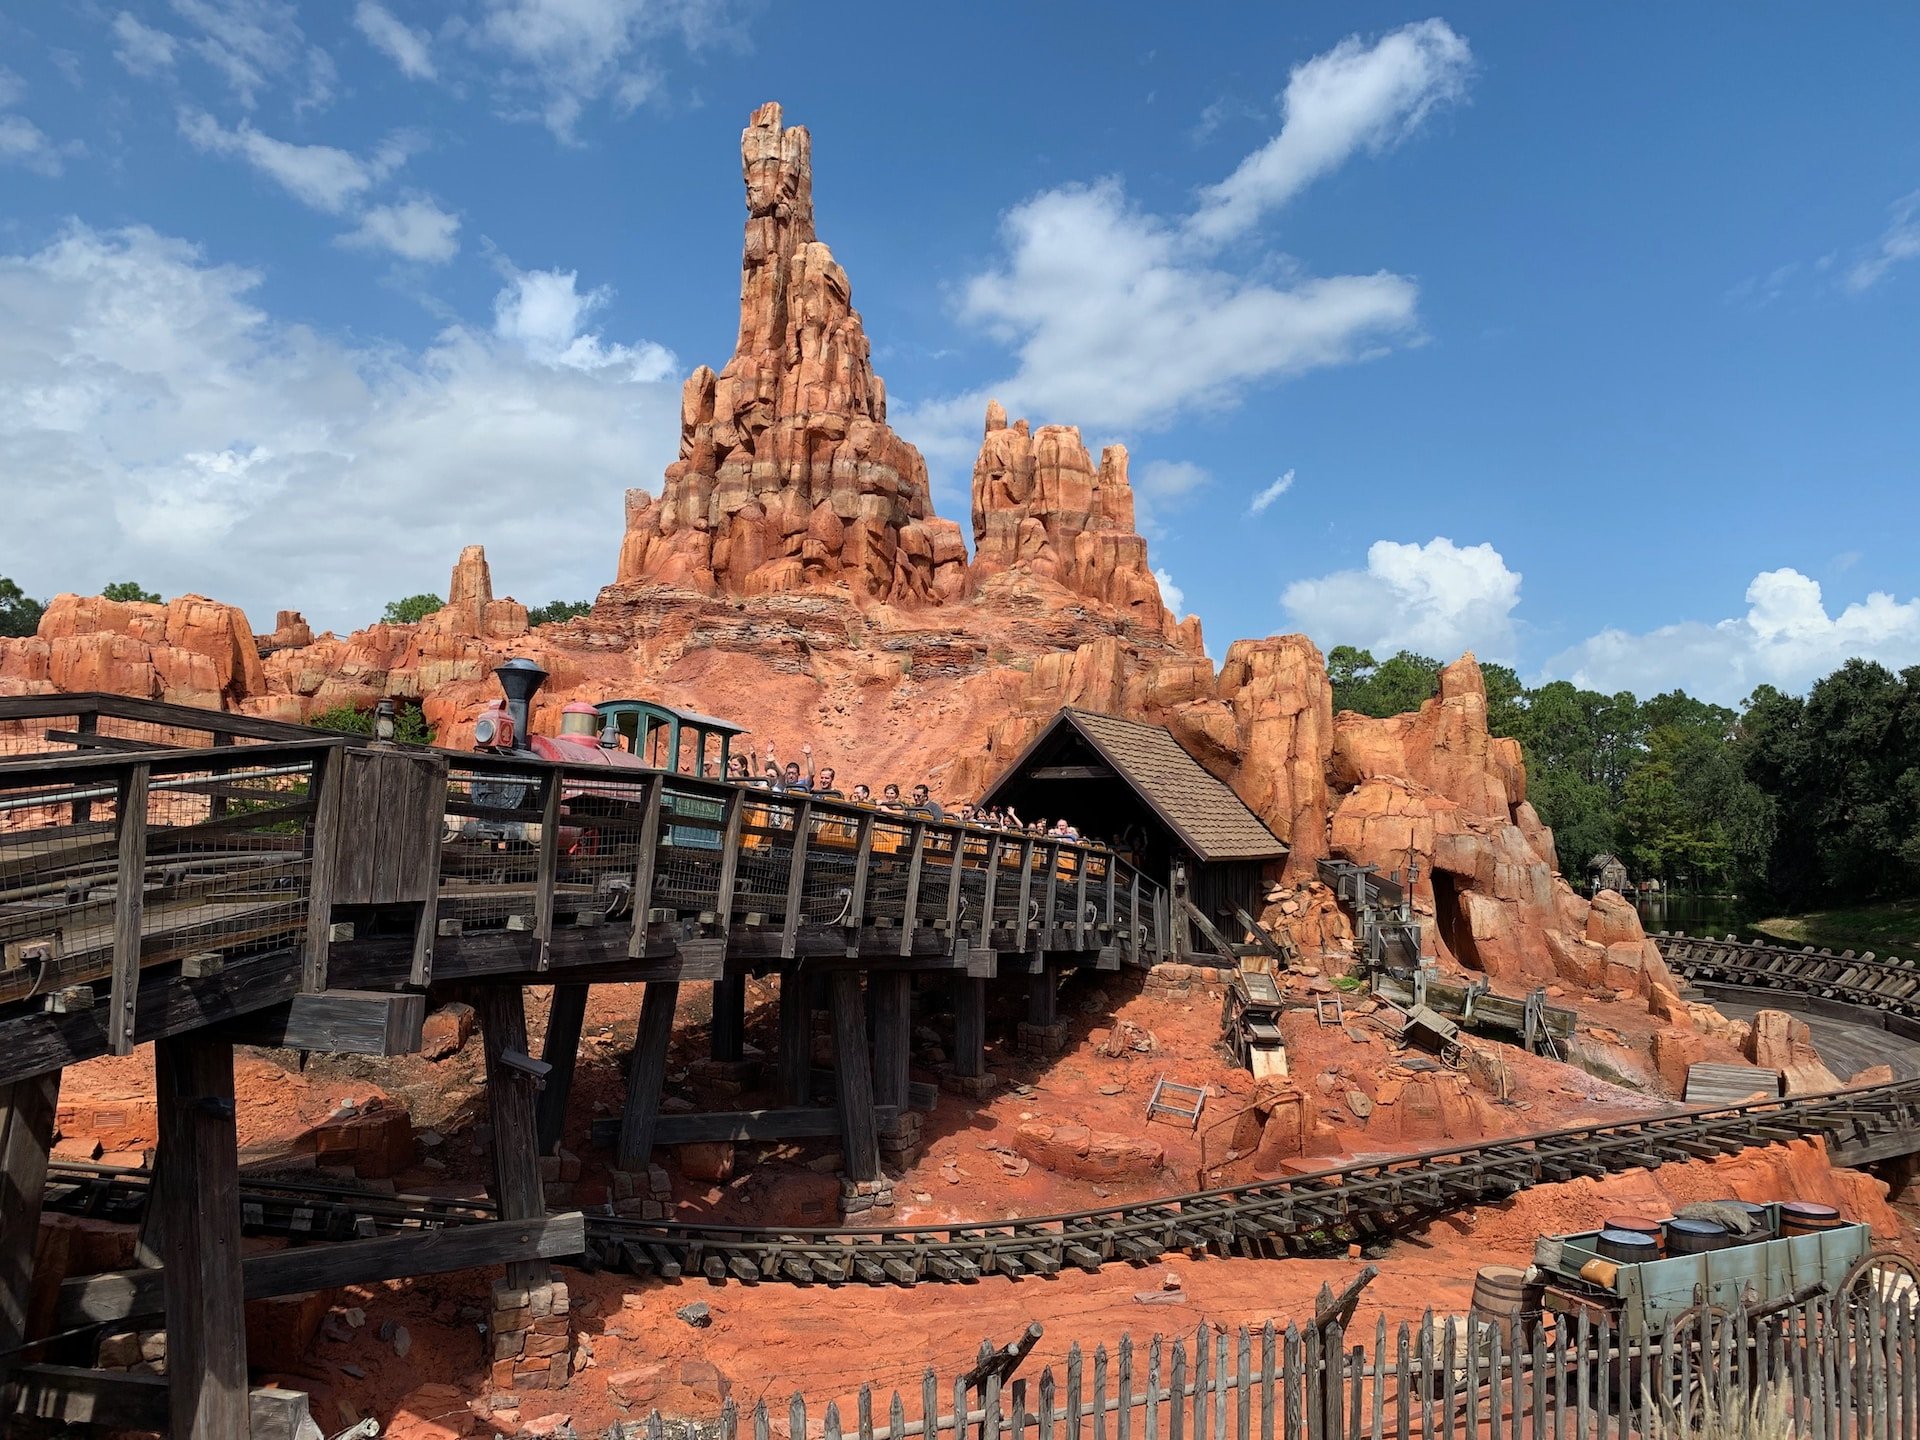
[1145,1075,1207,1130]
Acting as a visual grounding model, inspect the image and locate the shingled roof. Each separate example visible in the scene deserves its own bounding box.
[986,708,1286,863]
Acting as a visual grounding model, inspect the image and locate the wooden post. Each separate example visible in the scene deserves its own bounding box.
[300,744,346,991]
[535,983,589,1155]
[844,815,875,953]
[1073,848,1090,950]
[532,770,563,971]
[898,823,927,957]
[0,1072,61,1399]
[777,967,810,1106]
[625,774,664,959]
[473,987,548,1292]
[871,971,911,1112]
[1027,965,1057,1027]
[1015,840,1035,952]
[780,801,813,960]
[710,790,746,935]
[614,981,680,1174]
[109,763,150,1056]
[1040,843,1060,949]
[981,836,1003,943]
[153,1033,248,1440]
[829,973,880,1181]
[711,974,746,1063]
[954,976,987,1079]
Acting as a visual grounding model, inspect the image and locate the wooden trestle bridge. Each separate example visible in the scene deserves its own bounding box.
[4,692,1920,1438]
[0,692,1172,1437]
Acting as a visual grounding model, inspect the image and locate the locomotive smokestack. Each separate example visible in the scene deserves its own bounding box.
[494,657,549,749]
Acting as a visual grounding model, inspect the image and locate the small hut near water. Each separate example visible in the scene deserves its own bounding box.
[1589,852,1629,894]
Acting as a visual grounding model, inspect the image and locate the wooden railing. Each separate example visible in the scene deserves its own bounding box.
[630,1289,1917,1440]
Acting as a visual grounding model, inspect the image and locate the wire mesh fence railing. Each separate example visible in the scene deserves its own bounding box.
[0,742,329,1014]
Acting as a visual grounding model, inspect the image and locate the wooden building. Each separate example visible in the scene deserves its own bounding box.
[1590,851,1629,894]
[976,709,1286,948]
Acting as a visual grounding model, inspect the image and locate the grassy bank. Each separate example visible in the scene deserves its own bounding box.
[1753,897,1920,954]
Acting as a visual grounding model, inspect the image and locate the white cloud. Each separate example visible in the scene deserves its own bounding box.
[180,109,408,213]
[1844,190,1920,294]
[0,68,23,109]
[0,224,682,631]
[1129,456,1210,538]
[1153,568,1186,616]
[899,23,1464,478]
[169,0,335,111]
[111,13,180,75]
[0,116,79,178]
[1282,537,1521,662]
[470,0,743,139]
[1544,569,1920,706]
[341,197,461,263]
[1248,468,1295,515]
[491,265,676,378]
[1187,20,1471,245]
[355,1,436,80]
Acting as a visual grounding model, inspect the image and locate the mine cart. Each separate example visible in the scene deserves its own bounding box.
[1221,970,1287,1078]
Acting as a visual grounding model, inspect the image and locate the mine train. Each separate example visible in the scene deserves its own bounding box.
[452,658,1110,899]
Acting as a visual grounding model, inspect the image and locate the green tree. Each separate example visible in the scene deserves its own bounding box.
[0,576,43,637]
[528,599,592,626]
[1327,647,1443,718]
[309,701,433,745]
[101,581,160,604]
[380,593,443,625]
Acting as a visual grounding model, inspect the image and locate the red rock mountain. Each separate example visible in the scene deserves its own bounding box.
[0,102,1687,1048]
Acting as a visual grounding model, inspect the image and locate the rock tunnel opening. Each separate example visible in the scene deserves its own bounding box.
[1431,868,1484,973]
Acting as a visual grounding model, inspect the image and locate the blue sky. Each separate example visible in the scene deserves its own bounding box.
[2,3,1917,705]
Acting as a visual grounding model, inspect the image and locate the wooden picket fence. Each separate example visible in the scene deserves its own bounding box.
[633,1290,1920,1440]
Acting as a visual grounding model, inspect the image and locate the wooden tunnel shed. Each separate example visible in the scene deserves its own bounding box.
[976,709,1285,950]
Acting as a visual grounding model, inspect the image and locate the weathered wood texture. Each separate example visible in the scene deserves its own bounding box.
[0,1071,60,1397]
[615,980,680,1173]
[154,1031,248,1440]
[472,985,549,1293]
[536,982,589,1155]
[57,1212,587,1330]
[953,976,987,1079]
[319,747,447,905]
[10,1368,320,1439]
[830,971,880,1181]
[870,971,911,1112]
[777,967,810,1106]
[108,763,150,1055]
[711,973,746,1063]
[215,989,425,1055]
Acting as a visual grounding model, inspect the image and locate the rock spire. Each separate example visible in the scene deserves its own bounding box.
[616,102,968,603]
[969,402,1201,651]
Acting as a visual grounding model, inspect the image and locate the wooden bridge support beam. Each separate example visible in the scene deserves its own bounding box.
[153,1032,249,1440]
[870,972,911,1112]
[1026,964,1058,1027]
[0,1070,61,1406]
[776,967,811,1107]
[473,987,549,1294]
[953,976,987,1080]
[615,981,679,1175]
[829,973,880,1182]
[710,974,746,1064]
[535,983,589,1156]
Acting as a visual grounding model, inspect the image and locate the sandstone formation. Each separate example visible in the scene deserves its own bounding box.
[0,592,267,709]
[969,405,1198,648]
[615,102,968,604]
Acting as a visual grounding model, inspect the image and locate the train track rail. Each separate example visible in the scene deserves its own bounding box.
[1655,931,1920,1019]
[47,1077,1920,1289]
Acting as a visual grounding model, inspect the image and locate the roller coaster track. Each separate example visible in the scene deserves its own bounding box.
[1655,930,1920,1020]
[46,1073,1920,1288]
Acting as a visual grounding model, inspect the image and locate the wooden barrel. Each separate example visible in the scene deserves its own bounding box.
[1602,1215,1665,1251]
[1596,1228,1659,1263]
[1781,1201,1844,1236]
[1666,1218,1733,1255]
[1471,1265,1545,1348]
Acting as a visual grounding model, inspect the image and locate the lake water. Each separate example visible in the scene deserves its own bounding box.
[1630,892,1766,941]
